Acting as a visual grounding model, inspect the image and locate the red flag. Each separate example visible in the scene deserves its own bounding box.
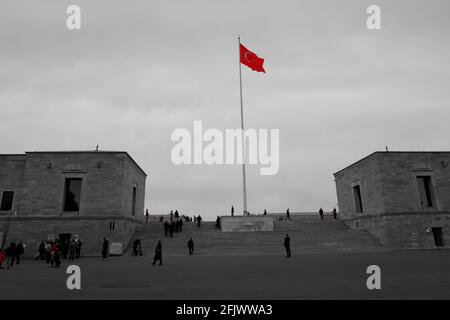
[240,43,265,73]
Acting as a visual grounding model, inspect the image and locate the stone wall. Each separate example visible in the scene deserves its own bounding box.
[0,151,147,255]
[334,152,385,219]
[18,152,126,216]
[0,215,142,257]
[345,212,450,249]
[335,152,450,249]
[0,155,26,215]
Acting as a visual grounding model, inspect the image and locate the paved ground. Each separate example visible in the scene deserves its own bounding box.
[1,250,450,299]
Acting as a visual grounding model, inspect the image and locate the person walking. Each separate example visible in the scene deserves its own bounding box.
[319,208,324,220]
[75,239,82,259]
[15,241,24,265]
[169,221,175,238]
[164,220,169,237]
[286,209,291,221]
[5,242,16,269]
[187,238,194,255]
[197,215,202,227]
[284,234,291,258]
[101,238,109,260]
[152,240,162,266]
[332,207,337,220]
[145,209,150,223]
[215,216,221,230]
[36,240,46,261]
[69,240,76,261]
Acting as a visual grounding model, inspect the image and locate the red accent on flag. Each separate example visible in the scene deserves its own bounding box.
[240,43,265,73]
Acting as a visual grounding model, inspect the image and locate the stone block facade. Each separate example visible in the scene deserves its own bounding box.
[0,151,147,256]
[334,152,450,249]
[221,216,274,232]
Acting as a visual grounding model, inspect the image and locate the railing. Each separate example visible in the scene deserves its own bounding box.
[123,223,136,251]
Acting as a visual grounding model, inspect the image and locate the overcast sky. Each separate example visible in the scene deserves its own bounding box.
[1,0,450,220]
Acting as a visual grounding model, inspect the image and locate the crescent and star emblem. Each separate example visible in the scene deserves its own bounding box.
[244,51,255,63]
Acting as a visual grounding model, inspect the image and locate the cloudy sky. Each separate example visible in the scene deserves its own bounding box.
[1,0,450,220]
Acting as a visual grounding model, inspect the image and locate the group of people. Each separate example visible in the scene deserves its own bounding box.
[231,206,269,216]
[318,207,338,220]
[37,238,82,267]
[0,241,24,270]
[151,237,195,266]
[163,219,184,238]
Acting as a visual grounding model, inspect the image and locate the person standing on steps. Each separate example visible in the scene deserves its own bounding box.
[163,220,169,237]
[319,208,324,220]
[284,234,291,258]
[215,216,221,229]
[101,238,109,260]
[286,209,291,221]
[169,221,175,238]
[187,238,194,255]
[152,240,162,266]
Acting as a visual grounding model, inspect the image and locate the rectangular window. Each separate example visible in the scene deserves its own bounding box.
[417,176,435,208]
[64,178,82,212]
[131,186,137,216]
[353,185,363,213]
[0,191,14,211]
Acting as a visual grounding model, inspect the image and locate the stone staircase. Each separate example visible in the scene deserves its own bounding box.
[131,216,385,256]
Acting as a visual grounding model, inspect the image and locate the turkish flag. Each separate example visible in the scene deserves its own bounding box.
[240,43,265,73]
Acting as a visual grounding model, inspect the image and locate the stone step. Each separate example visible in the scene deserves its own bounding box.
[130,218,384,256]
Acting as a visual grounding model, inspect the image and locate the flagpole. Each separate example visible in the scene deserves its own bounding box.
[238,36,248,215]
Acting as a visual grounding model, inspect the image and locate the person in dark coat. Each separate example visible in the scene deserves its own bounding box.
[132,239,139,256]
[53,241,62,267]
[75,240,82,259]
[319,208,324,220]
[286,209,291,221]
[197,215,202,227]
[231,206,234,216]
[187,238,194,255]
[101,238,109,259]
[215,216,221,229]
[15,241,24,265]
[332,207,337,220]
[5,242,16,269]
[36,240,46,261]
[169,221,175,238]
[152,240,162,265]
[163,221,169,237]
[284,234,291,257]
[69,240,76,261]
[263,209,267,216]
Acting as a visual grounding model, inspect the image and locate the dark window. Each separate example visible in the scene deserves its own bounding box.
[64,178,82,212]
[417,176,434,208]
[432,227,443,247]
[353,185,363,213]
[131,187,137,216]
[0,191,14,211]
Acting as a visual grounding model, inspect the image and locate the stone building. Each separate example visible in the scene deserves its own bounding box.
[334,151,450,249]
[0,151,146,256]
